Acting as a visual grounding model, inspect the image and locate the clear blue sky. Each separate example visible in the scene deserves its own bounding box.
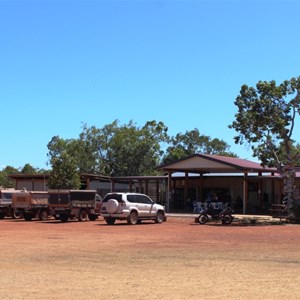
[1,0,300,170]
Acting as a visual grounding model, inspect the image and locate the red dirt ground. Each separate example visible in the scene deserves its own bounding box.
[0,216,299,299]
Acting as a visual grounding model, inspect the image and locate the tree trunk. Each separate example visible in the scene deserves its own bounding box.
[279,140,297,222]
[280,165,296,222]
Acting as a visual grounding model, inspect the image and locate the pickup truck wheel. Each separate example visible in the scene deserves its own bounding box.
[78,209,88,222]
[127,211,139,225]
[24,214,32,221]
[39,210,48,221]
[105,217,116,225]
[0,213,5,219]
[155,211,165,223]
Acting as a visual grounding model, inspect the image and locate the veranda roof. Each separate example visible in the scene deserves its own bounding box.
[157,154,277,174]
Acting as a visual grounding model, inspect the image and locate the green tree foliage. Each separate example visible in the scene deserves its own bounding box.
[20,163,38,174]
[291,143,300,166]
[47,121,237,179]
[0,166,19,188]
[0,164,49,188]
[229,77,300,214]
[108,120,169,176]
[162,129,236,164]
[47,120,169,178]
[47,136,81,189]
[91,120,169,176]
[229,77,300,167]
[77,122,110,174]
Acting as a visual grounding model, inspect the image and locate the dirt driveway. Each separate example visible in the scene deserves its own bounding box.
[0,216,299,300]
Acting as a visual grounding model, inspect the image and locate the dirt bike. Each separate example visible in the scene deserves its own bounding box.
[196,204,234,225]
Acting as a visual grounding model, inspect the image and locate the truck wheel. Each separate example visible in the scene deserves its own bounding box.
[39,210,48,221]
[78,209,88,222]
[11,209,22,219]
[24,214,32,221]
[60,215,69,222]
[88,214,97,221]
[0,212,5,219]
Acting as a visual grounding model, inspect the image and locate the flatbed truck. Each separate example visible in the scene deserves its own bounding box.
[48,189,101,222]
[12,191,50,221]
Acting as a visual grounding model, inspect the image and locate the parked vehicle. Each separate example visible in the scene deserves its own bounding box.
[196,203,234,225]
[12,191,50,221]
[0,189,22,219]
[48,189,102,222]
[100,192,166,225]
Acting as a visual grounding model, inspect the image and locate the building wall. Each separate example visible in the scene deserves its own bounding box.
[89,180,129,197]
[13,175,300,214]
[15,179,48,191]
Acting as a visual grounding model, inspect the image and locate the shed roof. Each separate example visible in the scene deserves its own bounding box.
[10,174,50,180]
[157,154,277,174]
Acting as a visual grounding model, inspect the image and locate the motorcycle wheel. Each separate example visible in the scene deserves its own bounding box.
[221,214,233,225]
[198,214,208,224]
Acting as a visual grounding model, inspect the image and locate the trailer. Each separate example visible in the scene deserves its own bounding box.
[12,191,50,221]
[48,189,102,222]
[0,189,22,219]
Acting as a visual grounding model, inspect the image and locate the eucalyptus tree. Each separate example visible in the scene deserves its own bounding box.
[0,166,19,188]
[162,128,236,164]
[20,163,39,175]
[94,120,169,176]
[47,136,81,189]
[229,77,300,219]
[47,120,169,181]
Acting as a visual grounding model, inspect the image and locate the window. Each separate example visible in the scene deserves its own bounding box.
[127,195,138,203]
[103,194,122,203]
[138,195,153,204]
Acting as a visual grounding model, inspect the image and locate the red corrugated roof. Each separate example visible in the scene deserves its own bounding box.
[158,154,277,173]
[201,154,276,172]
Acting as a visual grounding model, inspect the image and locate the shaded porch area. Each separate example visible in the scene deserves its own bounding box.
[157,154,279,214]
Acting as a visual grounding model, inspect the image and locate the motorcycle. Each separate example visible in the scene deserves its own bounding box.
[196,203,234,225]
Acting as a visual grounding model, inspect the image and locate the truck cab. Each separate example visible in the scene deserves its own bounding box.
[0,189,22,219]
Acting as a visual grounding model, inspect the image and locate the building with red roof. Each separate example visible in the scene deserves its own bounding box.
[10,154,300,215]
